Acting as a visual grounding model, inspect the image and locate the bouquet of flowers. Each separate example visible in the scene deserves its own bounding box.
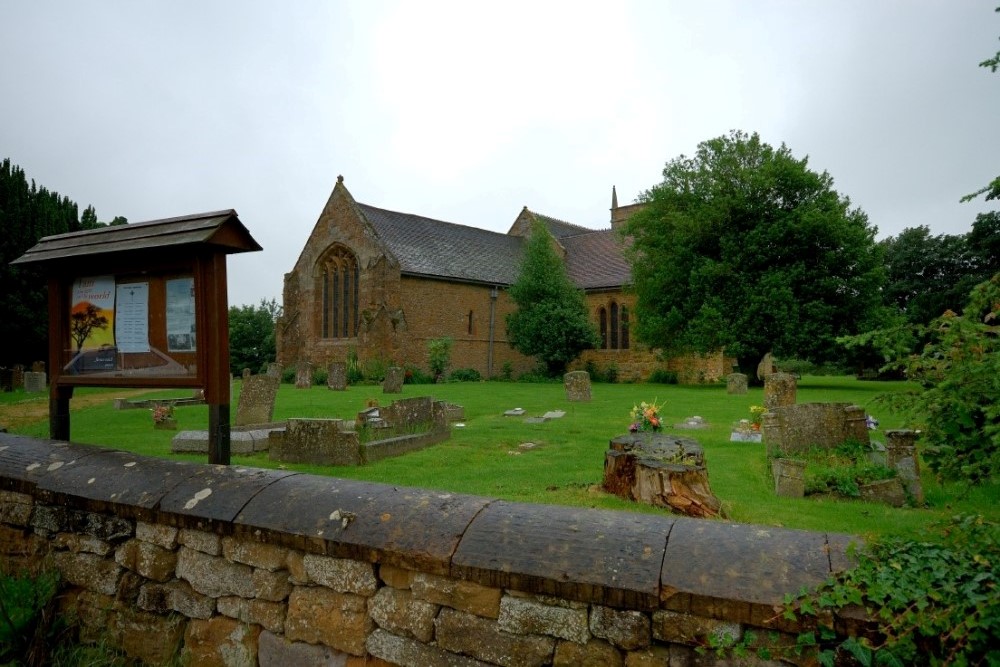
[152,404,174,424]
[629,400,663,433]
[749,405,767,430]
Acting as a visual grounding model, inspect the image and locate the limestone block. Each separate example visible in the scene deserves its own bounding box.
[136,521,178,549]
[53,532,113,556]
[411,572,502,619]
[435,607,556,667]
[498,594,590,644]
[0,490,33,525]
[252,568,293,602]
[53,551,123,596]
[552,638,623,667]
[137,580,216,619]
[588,605,651,651]
[286,586,372,656]
[115,539,178,582]
[114,606,186,667]
[285,550,309,585]
[178,528,222,556]
[176,546,255,598]
[183,616,260,667]
[303,553,378,595]
[379,563,416,590]
[366,628,491,667]
[0,524,46,562]
[652,609,741,646]
[258,630,346,667]
[223,536,290,571]
[367,587,438,642]
[621,645,675,666]
[218,595,287,634]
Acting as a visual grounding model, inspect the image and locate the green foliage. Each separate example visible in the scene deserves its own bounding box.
[403,365,435,384]
[584,360,620,383]
[624,130,885,375]
[648,368,678,384]
[506,221,600,375]
[346,348,364,384]
[800,441,897,498]
[311,367,328,386]
[880,274,1000,482]
[0,569,63,665]
[427,337,453,380]
[499,361,514,381]
[228,298,280,375]
[794,515,1000,666]
[448,368,482,382]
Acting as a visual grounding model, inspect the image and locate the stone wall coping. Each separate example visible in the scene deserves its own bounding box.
[0,432,858,616]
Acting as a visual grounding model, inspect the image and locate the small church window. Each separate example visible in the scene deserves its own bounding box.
[319,245,359,339]
[610,302,619,349]
[599,307,608,349]
[468,310,474,336]
[621,306,630,350]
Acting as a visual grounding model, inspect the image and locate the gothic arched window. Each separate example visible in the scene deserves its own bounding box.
[599,307,608,349]
[319,245,359,339]
[610,302,619,349]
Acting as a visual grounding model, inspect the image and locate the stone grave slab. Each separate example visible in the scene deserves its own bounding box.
[452,501,675,610]
[504,408,525,417]
[674,416,708,430]
[171,428,279,455]
[236,476,492,574]
[541,410,565,420]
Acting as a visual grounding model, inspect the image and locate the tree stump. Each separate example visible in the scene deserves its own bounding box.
[604,433,723,518]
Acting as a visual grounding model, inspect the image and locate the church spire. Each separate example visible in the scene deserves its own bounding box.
[611,185,618,210]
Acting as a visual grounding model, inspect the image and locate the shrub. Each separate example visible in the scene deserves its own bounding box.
[648,369,678,384]
[404,365,434,384]
[346,349,364,384]
[449,368,482,382]
[280,367,296,384]
[427,337,453,381]
[311,368,328,386]
[499,361,514,381]
[799,441,897,498]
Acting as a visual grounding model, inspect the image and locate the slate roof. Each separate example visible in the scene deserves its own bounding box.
[356,202,630,290]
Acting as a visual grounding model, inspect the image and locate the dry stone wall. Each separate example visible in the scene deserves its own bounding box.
[1,433,862,666]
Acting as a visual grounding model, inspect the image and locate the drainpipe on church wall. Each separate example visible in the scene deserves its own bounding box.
[488,287,498,378]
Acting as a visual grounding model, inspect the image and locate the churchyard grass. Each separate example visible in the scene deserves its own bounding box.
[9,376,999,541]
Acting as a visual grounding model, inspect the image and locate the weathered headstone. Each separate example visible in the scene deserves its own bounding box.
[756,352,776,382]
[295,361,312,389]
[242,367,252,380]
[235,374,280,426]
[266,362,282,378]
[772,458,806,498]
[383,366,404,394]
[563,370,591,402]
[23,372,46,393]
[885,429,923,505]
[726,373,748,395]
[859,478,906,507]
[328,361,347,391]
[31,361,45,374]
[11,365,24,390]
[763,372,797,410]
[762,402,869,457]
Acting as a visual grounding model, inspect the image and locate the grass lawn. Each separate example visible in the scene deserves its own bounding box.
[8,376,999,541]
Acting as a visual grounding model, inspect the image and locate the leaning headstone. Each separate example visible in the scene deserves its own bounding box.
[772,458,806,498]
[383,366,404,394]
[726,373,748,395]
[563,370,591,402]
[763,372,797,410]
[23,372,46,393]
[31,361,45,374]
[756,353,776,382]
[0,369,12,393]
[266,362,282,378]
[885,429,923,505]
[235,374,280,426]
[328,361,347,391]
[295,361,312,389]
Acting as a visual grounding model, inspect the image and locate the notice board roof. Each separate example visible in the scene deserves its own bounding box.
[11,209,262,268]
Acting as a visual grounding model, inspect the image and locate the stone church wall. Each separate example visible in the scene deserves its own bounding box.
[1,433,862,666]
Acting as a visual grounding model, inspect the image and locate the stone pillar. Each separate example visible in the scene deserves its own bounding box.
[295,361,312,389]
[843,405,869,444]
[563,371,591,402]
[885,429,923,505]
[726,373,748,395]
[328,362,347,391]
[383,367,404,394]
[763,372,797,410]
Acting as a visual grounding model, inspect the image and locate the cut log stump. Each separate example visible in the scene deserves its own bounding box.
[603,432,723,518]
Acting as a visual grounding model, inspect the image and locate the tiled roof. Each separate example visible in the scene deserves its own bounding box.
[358,204,524,285]
[561,229,632,290]
[357,202,631,291]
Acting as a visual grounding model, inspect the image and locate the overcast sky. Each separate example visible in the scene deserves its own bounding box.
[2,1,998,306]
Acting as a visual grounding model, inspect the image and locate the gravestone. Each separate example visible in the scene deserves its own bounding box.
[31,361,45,374]
[328,361,347,391]
[295,361,312,389]
[23,372,46,393]
[0,369,12,392]
[885,429,923,505]
[383,366,404,394]
[726,373,748,395]
[763,372,797,410]
[11,365,24,390]
[756,353,776,382]
[563,370,591,402]
[772,458,806,498]
[242,368,252,380]
[266,362,282,378]
[235,374,280,426]
[762,402,869,458]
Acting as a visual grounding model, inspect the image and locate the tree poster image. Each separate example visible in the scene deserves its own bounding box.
[70,276,115,351]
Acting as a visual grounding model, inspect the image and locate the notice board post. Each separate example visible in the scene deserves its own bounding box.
[12,210,262,465]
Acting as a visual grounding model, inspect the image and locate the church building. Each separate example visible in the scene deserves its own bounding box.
[276,177,731,382]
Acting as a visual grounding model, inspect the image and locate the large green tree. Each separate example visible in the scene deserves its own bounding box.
[505,221,599,375]
[624,131,884,377]
[228,298,281,375]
